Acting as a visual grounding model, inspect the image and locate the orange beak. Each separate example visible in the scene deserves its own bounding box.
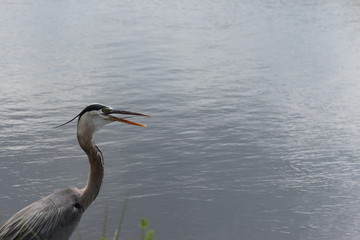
[108,110,149,127]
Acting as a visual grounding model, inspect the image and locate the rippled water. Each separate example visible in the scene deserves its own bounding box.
[2,1,360,239]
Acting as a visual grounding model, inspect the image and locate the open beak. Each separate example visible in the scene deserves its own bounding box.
[108,109,149,127]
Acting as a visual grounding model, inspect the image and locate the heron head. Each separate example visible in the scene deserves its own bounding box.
[55,103,148,132]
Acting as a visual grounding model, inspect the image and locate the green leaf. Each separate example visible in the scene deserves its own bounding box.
[140,218,148,230]
[145,230,155,240]
[102,205,109,239]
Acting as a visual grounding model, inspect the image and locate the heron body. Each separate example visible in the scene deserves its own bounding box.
[0,188,83,240]
[0,104,147,240]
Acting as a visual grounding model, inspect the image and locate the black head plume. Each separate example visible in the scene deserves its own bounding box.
[54,104,107,128]
[53,114,80,128]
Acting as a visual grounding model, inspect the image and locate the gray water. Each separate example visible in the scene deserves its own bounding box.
[1,0,360,239]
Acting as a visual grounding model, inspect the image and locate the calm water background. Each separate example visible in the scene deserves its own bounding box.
[1,1,360,239]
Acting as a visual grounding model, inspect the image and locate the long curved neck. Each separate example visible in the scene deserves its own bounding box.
[77,128,104,210]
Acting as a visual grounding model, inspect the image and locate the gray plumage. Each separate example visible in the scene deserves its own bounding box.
[0,188,83,240]
[0,104,148,240]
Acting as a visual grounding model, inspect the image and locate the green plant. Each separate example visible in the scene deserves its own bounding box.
[113,197,128,240]
[139,218,155,240]
[98,205,109,240]
[77,198,155,240]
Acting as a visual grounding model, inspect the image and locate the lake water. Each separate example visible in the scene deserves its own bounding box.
[1,1,360,239]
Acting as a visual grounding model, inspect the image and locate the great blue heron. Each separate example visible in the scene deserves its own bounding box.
[0,104,148,240]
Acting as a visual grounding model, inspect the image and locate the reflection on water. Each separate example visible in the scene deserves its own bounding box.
[2,0,360,239]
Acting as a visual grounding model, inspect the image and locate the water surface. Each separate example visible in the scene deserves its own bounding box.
[2,1,360,239]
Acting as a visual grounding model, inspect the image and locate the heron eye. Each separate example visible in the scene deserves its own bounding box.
[101,108,111,114]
